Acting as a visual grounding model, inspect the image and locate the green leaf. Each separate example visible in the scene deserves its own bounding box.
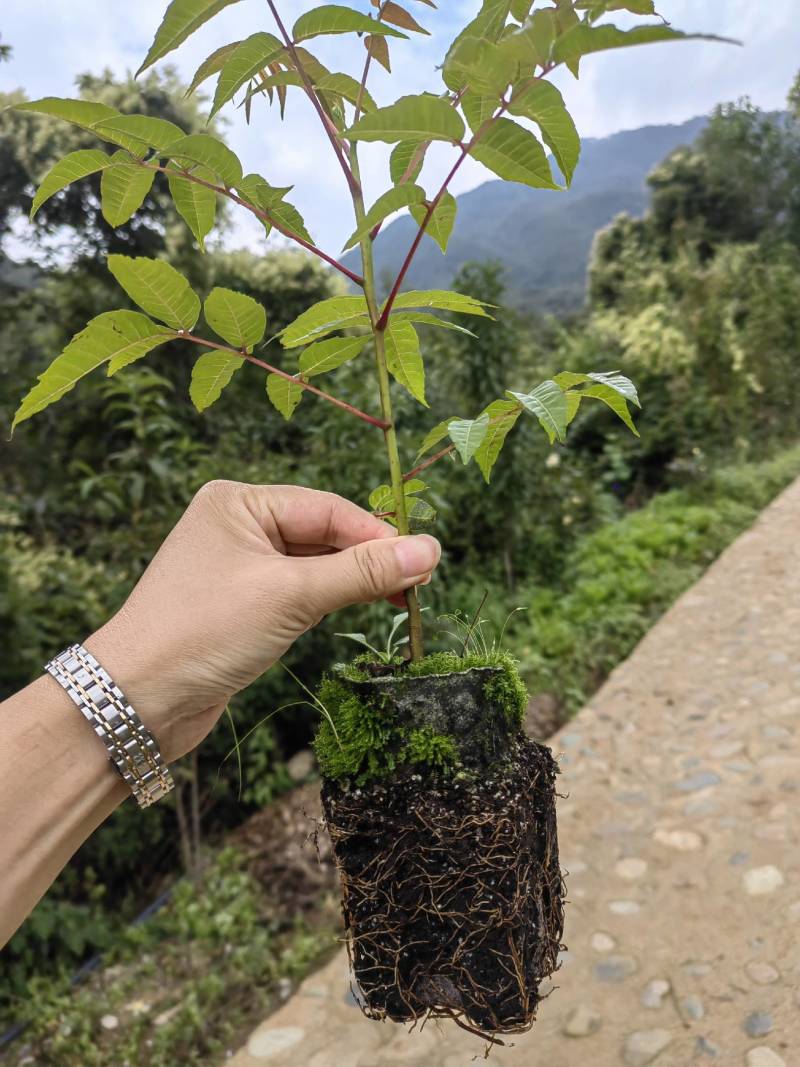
[281,295,369,347]
[389,289,492,317]
[461,91,498,134]
[575,0,656,12]
[553,23,731,69]
[389,140,425,184]
[500,9,557,69]
[588,370,640,407]
[345,93,464,144]
[410,191,457,253]
[391,311,477,338]
[343,184,426,251]
[315,72,377,112]
[384,321,427,405]
[263,197,314,244]
[471,117,559,189]
[443,36,517,96]
[582,383,639,435]
[137,0,244,75]
[508,80,580,184]
[167,164,217,250]
[165,134,243,187]
[552,370,591,390]
[100,152,156,228]
[368,483,395,512]
[266,374,304,420]
[186,41,242,96]
[12,310,173,429]
[107,255,201,331]
[189,351,244,411]
[565,390,581,426]
[204,287,266,349]
[94,115,186,153]
[407,497,437,529]
[293,5,408,43]
[508,379,568,443]
[510,0,534,18]
[416,417,458,459]
[30,149,111,219]
[211,32,283,118]
[448,415,490,464]
[297,335,370,376]
[15,98,144,154]
[474,398,522,482]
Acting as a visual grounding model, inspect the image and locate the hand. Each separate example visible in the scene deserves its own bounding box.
[88,481,441,762]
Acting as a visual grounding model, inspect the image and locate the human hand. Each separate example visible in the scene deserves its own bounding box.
[88,481,441,762]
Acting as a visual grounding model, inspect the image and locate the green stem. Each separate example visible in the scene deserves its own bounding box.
[348,144,425,661]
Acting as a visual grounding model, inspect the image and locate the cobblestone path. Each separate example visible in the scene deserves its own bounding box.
[230,479,800,1067]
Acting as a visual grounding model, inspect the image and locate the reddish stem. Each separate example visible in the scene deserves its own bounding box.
[264,0,361,198]
[146,162,364,287]
[183,333,390,430]
[403,442,455,481]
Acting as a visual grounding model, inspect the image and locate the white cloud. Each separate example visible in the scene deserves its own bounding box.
[1,1,796,255]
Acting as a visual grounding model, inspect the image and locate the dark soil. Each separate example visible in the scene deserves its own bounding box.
[322,736,564,1039]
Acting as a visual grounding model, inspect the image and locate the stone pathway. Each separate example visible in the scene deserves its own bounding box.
[229,480,800,1067]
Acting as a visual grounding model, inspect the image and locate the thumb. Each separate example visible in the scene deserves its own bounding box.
[298,534,441,616]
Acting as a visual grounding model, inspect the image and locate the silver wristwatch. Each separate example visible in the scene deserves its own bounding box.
[45,643,174,808]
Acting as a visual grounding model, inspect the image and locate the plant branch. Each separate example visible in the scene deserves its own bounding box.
[142,161,364,286]
[182,332,390,430]
[376,74,554,330]
[264,0,361,197]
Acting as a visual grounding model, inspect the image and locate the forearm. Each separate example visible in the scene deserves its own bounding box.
[0,669,127,946]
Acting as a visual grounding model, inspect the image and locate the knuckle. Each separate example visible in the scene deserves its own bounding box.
[192,479,241,508]
[353,543,391,597]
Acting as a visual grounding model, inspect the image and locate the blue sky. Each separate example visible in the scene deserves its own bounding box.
[1,1,797,257]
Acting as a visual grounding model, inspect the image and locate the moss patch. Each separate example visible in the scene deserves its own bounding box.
[314,650,528,785]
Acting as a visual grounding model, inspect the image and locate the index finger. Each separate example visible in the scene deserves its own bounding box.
[253,484,397,550]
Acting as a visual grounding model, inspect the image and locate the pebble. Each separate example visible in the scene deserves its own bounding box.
[622,1028,673,1065]
[100,1015,118,1031]
[743,866,785,896]
[674,771,721,793]
[641,978,670,1009]
[653,828,703,851]
[247,1026,305,1059]
[594,955,638,982]
[694,1036,719,1057]
[562,1003,602,1038]
[285,749,315,781]
[745,961,780,985]
[681,994,705,1020]
[616,857,648,881]
[682,960,713,977]
[609,900,641,916]
[746,1050,787,1067]
[590,931,616,953]
[743,1011,774,1038]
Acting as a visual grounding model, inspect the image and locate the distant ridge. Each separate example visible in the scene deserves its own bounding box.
[343,115,707,313]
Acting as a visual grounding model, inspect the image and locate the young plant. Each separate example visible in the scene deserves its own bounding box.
[9,0,722,661]
[10,0,728,1041]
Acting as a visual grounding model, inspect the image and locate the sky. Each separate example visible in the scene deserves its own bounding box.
[1,1,798,257]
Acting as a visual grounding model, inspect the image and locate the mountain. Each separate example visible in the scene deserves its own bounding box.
[342,115,707,313]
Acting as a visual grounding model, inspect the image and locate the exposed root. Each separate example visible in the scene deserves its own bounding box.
[322,737,564,1039]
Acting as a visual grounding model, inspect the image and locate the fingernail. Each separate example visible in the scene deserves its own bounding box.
[392,535,441,578]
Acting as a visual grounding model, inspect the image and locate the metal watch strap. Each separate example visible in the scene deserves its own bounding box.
[45,643,174,808]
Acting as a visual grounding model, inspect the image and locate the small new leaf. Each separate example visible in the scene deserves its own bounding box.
[100,152,156,227]
[448,415,490,464]
[204,287,266,349]
[186,41,242,96]
[508,379,568,443]
[189,352,243,411]
[384,321,427,405]
[211,32,283,118]
[266,374,304,420]
[107,255,201,331]
[381,2,430,35]
[297,335,370,376]
[410,191,457,253]
[343,184,426,251]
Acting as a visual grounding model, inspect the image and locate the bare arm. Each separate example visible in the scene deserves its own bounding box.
[0,482,440,946]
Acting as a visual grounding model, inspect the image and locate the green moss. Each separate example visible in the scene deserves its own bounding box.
[314,649,528,784]
[401,727,459,770]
